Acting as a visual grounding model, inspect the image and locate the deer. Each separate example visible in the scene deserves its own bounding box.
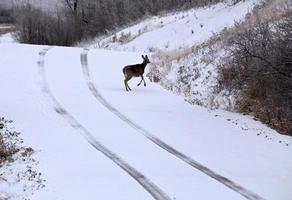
[122,55,151,91]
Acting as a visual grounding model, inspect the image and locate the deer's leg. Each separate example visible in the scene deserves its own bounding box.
[142,75,146,87]
[124,77,132,91]
[124,79,128,91]
[137,76,143,87]
[137,75,146,87]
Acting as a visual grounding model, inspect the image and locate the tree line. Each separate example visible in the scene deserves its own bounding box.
[0,7,13,23]
[11,0,223,45]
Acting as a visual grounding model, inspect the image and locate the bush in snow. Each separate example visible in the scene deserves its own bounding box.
[0,119,17,164]
[0,117,45,199]
[118,32,132,44]
[218,1,292,135]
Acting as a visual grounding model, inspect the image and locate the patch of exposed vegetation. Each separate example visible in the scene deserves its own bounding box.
[218,0,292,135]
[0,117,45,200]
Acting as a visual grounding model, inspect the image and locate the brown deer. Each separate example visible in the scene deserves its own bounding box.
[122,55,151,91]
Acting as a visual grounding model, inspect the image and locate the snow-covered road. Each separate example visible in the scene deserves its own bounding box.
[42,46,250,200]
[0,44,291,200]
[38,47,171,200]
[81,48,264,200]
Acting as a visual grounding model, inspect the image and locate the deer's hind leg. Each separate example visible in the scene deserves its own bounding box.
[124,77,132,91]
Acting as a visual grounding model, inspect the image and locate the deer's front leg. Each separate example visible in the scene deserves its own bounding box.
[137,76,143,87]
[142,75,146,87]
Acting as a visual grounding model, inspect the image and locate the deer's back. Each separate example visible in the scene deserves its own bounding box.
[123,64,144,77]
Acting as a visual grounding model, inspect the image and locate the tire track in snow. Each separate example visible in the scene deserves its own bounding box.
[81,48,265,200]
[37,47,171,200]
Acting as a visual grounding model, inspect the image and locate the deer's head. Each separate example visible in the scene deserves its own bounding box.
[142,55,151,64]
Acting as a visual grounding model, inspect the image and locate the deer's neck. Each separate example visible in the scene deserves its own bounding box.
[142,61,148,69]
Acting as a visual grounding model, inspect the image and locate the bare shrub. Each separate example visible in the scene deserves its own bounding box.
[0,117,45,199]
[218,2,292,135]
[0,120,18,164]
[0,122,17,167]
[118,32,132,44]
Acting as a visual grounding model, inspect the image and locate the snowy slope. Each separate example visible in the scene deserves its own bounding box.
[91,0,258,52]
[0,43,291,200]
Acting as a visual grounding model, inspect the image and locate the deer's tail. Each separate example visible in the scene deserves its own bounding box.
[122,67,127,77]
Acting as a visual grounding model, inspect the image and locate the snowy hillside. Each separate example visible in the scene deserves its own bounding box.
[90,0,258,52]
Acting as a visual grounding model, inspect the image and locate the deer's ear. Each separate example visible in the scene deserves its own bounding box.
[142,55,145,59]
[145,55,148,58]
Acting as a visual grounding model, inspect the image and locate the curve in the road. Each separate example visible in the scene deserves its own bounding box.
[81,48,266,200]
[37,47,172,200]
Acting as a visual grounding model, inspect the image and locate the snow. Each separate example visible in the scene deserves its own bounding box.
[0,0,292,200]
[85,0,262,110]
[86,48,292,200]
[0,43,291,200]
[44,47,247,200]
[92,0,259,52]
[0,33,15,43]
[0,44,153,200]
